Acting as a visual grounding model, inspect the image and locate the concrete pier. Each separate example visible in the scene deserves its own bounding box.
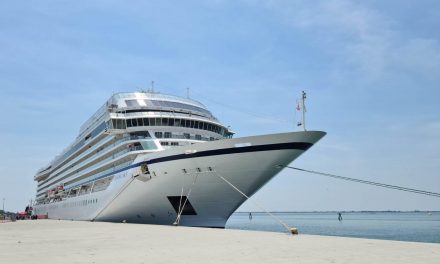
[1,220,439,263]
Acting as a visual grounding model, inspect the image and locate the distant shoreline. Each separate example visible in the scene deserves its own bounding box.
[235,210,440,213]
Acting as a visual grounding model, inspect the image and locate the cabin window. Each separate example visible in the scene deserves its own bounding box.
[195,134,202,140]
[174,119,181,127]
[160,141,169,146]
[162,118,169,126]
[164,132,172,138]
[171,142,179,146]
[155,132,163,138]
[183,133,190,139]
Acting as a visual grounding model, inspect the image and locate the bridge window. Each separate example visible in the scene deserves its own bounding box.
[137,118,143,126]
[122,117,226,138]
[155,118,162,126]
[112,119,126,129]
[143,118,149,126]
[130,131,151,138]
[125,100,139,107]
[140,141,158,150]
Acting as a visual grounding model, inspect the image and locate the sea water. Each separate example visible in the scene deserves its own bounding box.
[226,211,440,243]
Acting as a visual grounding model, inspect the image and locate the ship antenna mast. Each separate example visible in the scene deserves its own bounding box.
[301,91,307,131]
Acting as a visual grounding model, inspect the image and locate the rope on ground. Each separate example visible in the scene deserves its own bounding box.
[283,166,440,198]
[212,170,295,234]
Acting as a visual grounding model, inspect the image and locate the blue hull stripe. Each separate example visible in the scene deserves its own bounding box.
[147,142,312,165]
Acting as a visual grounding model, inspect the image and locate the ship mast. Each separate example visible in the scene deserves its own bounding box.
[301,91,306,131]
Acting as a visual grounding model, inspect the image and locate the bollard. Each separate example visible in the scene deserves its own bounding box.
[290,228,299,235]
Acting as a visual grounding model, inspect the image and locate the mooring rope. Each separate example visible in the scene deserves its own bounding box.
[92,175,136,221]
[212,170,293,233]
[174,172,199,225]
[283,166,440,198]
[176,186,184,222]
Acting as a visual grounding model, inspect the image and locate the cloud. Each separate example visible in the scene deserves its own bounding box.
[253,0,440,83]
[391,38,440,81]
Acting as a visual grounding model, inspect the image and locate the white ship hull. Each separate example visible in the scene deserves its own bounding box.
[34,131,325,228]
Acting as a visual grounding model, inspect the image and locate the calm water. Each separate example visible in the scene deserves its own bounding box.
[226,212,440,243]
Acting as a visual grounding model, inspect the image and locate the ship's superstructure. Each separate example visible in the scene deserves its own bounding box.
[33,91,325,227]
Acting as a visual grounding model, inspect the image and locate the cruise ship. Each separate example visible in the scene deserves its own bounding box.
[33,91,325,228]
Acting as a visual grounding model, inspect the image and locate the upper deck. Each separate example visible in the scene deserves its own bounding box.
[34,91,233,181]
[79,92,215,136]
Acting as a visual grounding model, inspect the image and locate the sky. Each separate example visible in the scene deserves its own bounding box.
[0,0,439,212]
